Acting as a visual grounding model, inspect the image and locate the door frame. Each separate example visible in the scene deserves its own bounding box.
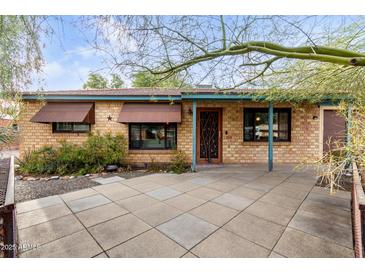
[196,108,223,164]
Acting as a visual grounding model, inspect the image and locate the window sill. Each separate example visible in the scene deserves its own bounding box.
[52,132,90,135]
[52,132,90,134]
[242,141,291,146]
[128,149,176,154]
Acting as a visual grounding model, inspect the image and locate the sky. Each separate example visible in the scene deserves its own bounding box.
[32,15,361,91]
[33,16,110,91]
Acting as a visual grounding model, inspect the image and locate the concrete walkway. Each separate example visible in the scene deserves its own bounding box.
[16,165,354,258]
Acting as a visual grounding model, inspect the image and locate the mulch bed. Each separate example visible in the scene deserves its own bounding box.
[15,170,150,203]
[0,158,10,206]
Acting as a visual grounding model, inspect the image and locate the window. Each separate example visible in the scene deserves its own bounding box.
[129,123,177,150]
[52,122,91,133]
[244,108,291,142]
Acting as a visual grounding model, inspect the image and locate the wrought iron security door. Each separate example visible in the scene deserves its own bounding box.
[197,109,222,163]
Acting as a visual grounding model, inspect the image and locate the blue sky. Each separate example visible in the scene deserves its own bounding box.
[33,16,109,91]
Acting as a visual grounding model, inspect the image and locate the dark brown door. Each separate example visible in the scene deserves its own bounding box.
[197,108,222,163]
[323,110,346,153]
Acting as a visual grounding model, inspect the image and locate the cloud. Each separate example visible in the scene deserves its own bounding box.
[43,61,65,78]
[72,61,91,81]
[67,46,104,60]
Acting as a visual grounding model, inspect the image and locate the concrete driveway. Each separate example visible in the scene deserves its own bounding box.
[16,164,354,258]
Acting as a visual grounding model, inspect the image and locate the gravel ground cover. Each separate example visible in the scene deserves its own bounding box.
[15,170,151,203]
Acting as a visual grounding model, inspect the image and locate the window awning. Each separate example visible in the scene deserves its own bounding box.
[118,103,181,123]
[30,102,95,124]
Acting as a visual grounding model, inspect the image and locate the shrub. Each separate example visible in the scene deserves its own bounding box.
[18,146,58,175]
[81,132,128,171]
[18,132,128,175]
[147,156,169,172]
[169,150,189,174]
[55,141,84,175]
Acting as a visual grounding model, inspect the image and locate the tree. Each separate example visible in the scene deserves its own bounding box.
[83,73,124,89]
[110,74,124,88]
[81,16,365,90]
[0,16,45,147]
[132,71,188,88]
[83,73,108,89]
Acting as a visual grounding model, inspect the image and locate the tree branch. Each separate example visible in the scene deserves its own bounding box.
[150,41,365,76]
[220,15,227,50]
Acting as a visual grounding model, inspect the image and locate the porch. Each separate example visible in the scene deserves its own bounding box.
[16,164,353,258]
[187,95,352,172]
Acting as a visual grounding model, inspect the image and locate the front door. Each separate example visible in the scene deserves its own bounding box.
[323,109,346,153]
[197,108,222,164]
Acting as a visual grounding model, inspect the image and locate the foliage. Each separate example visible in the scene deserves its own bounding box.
[110,73,125,88]
[81,132,128,171]
[169,150,189,174]
[82,16,365,91]
[0,16,45,146]
[303,100,365,193]
[18,132,128,175]
[18,146,58,175]
[83,73,108,89]
[83,72,124,89]
[132,70,189,88]
[0,15,44,93]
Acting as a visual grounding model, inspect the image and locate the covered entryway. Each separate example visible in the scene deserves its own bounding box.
[196,108,222,164]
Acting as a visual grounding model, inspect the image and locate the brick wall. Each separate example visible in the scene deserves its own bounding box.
[18,101,174,164]
[192,101,320,163]
[18,100,321,165]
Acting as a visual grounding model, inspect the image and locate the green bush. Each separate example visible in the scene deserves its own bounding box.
[55,141,84,175]
[18,132,128,175]
[18,146,58,175]
[169,150,189,174]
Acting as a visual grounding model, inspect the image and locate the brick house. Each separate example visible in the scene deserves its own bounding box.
[18,88,348,170]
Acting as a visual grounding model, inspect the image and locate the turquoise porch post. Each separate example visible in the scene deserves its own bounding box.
[268,102,274,172]
[192,99,197,172]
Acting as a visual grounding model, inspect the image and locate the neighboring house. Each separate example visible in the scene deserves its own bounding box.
[18,88,348,170]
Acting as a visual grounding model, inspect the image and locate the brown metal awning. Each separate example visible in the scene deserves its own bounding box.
[30,102,95,124]
[118,103,181,123]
